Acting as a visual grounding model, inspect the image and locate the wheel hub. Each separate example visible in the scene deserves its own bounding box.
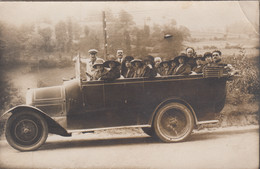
[14,119,39,143]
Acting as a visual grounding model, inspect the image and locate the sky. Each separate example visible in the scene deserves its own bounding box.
[0,1,258,32]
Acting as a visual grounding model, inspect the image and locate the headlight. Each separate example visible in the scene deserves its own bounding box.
[26,89,33,105]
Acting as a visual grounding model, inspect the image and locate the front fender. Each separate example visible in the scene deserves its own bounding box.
[1,105,71,136]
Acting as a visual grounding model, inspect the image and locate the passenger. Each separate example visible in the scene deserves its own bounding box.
[116,49,124,63]
[169,57,179,75]
[121,56,135,78]
[212,50,238,75]
[159,58,171,76]
[186,47,197,69]
[92,59,108,80]
[154,57,162,76]
[204,52,214,66]
[101,56,121,81]
[73,49,103,81]
[191,55,205,74]
[173,53,191,75]
[143,55,157,77]
[131,58,152,78]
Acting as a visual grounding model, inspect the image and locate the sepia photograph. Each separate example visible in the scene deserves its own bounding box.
[0,1,259,168]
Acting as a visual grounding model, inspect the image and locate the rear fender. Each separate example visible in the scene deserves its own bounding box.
[1,105,71,137]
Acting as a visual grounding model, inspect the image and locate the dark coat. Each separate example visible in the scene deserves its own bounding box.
[168,65,178,75]
[186,58,196,69]
[173,64,191,75]
[93,68,108,80]
[122,67,135,78]
[160,67,171,76]
[133,65,154,78]
[101,67,121,81]
[155,66,163,76]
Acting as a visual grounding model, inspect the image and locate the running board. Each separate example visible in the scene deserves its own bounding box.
[67,124,151,134]
[197,120,219,125]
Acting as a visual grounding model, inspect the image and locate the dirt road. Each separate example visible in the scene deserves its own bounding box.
[0,126,258,169]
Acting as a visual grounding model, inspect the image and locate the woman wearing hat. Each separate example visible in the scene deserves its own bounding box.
[143,55,157,77]
[168,57,179,75]
[191,55,205,74]
[173,53,191,75]
[121,56,135,78]
[203,52,214,67]
[159,58,171,76]
[92,59,108,80]
[131,58,152,78]
[101,56,121,81]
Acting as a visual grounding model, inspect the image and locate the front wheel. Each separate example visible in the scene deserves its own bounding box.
[154,102,194,142]
[5,111,48,151]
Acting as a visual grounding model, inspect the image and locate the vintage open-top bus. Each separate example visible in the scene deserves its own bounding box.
[2,55,235,151]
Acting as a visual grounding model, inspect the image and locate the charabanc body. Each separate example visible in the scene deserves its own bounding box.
[2,56,232,151]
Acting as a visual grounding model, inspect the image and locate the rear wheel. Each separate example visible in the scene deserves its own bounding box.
[5,111,48,151]
[154,102,194,142]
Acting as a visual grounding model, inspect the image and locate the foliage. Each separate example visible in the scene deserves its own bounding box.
[223,54,259,104]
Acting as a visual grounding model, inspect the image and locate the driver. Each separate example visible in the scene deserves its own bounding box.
[73,49,103,81]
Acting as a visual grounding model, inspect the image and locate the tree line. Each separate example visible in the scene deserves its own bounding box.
[0,10,190,65]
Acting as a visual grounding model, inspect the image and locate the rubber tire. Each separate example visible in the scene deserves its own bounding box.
[141,127,156,137]
[153,102,194,143]
[5,111,48,151]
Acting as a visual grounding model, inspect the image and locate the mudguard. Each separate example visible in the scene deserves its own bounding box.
[1,105,71,136]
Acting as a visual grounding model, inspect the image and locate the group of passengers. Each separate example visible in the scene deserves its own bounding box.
[77,48,235,81]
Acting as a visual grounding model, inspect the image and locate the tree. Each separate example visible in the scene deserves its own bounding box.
[38,27,53,52]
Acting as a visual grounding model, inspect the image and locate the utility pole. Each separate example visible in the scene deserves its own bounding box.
[102,11,108,59]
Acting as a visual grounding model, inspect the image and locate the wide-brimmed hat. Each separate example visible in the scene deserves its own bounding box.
[204,52,212,58]
[93,59,105,69]
[143,55,155,63]
[159,58,171,66]
[169,57,179,64]
[131,58,144,66]
[124,56,134,62]
[88,49,98,54]
[103,55,121,67]
[195,54,205,61]
[175,53,188,62]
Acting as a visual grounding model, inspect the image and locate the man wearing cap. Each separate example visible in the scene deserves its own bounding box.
[73,49,103,81]
[116,50,124,63]
[92,59,108,80]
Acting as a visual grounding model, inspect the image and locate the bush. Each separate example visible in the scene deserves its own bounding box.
[223,54,259,104]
